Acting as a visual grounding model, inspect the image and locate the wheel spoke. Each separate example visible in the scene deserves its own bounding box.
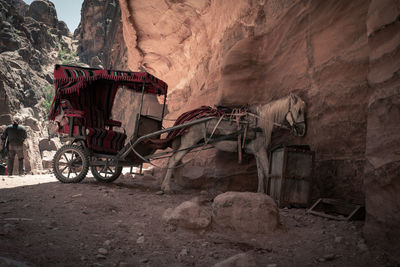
[72,168,78,177]
[60,165,68,173]
[63,153,69,162]
[107,166,114,174]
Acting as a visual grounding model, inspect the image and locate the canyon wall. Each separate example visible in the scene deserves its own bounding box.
[364,0,400,263]
[116,0,370,203]
[75,0,128,69]
[75,0,400,261]
[0,0,75,173]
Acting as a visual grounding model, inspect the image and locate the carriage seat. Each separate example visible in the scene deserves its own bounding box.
[58,99,127,154]
[86,127,127,154]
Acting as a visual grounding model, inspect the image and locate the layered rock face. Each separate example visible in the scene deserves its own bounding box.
[364,0,400,263]
[115,0,369,203]
[75,0,127,68]
[0,0,75,173]
[75,0,397,261]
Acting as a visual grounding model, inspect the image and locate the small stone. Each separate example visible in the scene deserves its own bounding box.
[156,191,164,195]
[334,236,343,243]
[323,254,335,261]
[98,248,108,255]
[96,254,106,259]
[140,258,149,263]
[357,240,368,251]
[179,248,189,257]
[103,240,111,247]
[138,232,143,236]
[136,236,145,244]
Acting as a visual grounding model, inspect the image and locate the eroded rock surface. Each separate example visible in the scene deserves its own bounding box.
[364,0,400,264]
[0,0,79,173]
[162,197,212,229]
[212,192,280,234]
[108,0,371,203]
[75,0,127,68]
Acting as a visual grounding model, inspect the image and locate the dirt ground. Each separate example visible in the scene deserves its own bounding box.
[0,171,388,267]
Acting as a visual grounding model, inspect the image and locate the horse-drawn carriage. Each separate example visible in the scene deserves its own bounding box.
[49,64,221,183]
[49,64,306,193]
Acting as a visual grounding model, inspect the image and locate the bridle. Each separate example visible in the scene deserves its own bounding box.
[285,96,306,135]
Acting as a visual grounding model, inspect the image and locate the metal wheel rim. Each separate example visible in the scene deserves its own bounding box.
[92,159,119,179]
[56,148,84,180]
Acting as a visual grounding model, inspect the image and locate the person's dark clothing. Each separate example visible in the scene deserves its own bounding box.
[1,123,27,175]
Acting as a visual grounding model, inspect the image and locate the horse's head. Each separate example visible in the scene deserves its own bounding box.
[286,93,306,136]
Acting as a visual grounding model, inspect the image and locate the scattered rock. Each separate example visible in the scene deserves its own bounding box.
[98,248,108,255]
[162,198,211,229]
[140,258,149,263]
[357,240,368,252]
[212,192,280,234]
[95,254,106,259]
[318,254,336,262]
[136,236,145,244]
[103,240,111,247]
[334,236,343,243]
[178,248,189,257]
[213,253,257,267]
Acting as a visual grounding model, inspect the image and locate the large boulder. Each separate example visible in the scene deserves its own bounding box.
[162,197,212,230]
[212,192,280,234]
[213,253,257,267]
[38,138,58,152]
[26,0,58,27]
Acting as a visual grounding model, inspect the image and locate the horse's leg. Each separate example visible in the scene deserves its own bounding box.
[255,155,265,193]
[255,148,269,193]
[161,124,205,193]
[161,148,191,193]
[247,134,270,193]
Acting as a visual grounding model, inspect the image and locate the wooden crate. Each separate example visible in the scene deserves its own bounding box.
[267,146,314,208]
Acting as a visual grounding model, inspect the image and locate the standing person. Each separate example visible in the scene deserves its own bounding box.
[1,115,27,176]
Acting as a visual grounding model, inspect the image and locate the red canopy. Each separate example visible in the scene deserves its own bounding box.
[49,64,168,120]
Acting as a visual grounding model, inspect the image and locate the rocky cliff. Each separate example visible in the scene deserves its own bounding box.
[109,0,369,203]
[75,0,127,69]
[364,0,400,263]
[76,0,399,262]
[0,0,78,173]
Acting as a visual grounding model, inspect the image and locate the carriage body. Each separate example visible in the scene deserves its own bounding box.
[49,64,168,183]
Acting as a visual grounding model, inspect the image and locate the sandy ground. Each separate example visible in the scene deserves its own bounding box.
[0,171,389,267]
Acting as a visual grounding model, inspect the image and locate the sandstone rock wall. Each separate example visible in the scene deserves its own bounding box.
[0,0,78,174]
[75,0,128,69]
[364,0,400,263]
[115,0,370,203]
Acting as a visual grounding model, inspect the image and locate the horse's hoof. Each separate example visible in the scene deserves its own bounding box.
[162,188,175,195]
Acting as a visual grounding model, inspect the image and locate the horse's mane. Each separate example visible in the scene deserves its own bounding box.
[255,95,290,132]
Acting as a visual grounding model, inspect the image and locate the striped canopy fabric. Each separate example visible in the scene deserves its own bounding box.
[49,64,168,121]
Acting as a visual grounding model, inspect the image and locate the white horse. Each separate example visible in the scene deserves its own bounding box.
[160,93,306,193]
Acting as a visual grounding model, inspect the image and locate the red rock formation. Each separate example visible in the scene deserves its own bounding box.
[115,0,370,204]
[364,0,400,263]
[75,0,127,68]
[76,0,400,261]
